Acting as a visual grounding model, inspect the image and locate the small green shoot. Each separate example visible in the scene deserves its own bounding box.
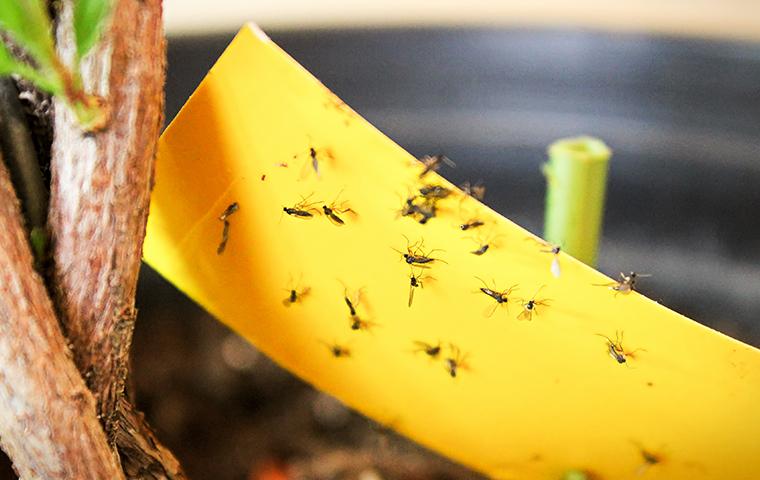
[0,0,114,130]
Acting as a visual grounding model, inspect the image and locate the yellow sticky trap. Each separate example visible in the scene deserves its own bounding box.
[145,24,760,479]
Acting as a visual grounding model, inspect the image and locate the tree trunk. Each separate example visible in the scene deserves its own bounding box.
[0,154,125,479]
[47,0,185,477]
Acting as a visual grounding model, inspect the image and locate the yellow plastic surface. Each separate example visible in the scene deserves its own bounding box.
[144,24,760,479]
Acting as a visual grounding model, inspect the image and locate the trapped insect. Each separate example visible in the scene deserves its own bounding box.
[459,219,485,231]
[517,286,550,321]
[282,275,311,306]
[394,236,445,267]
[419,184,452,200]
[468,231,502,256]
[283,194,321,219]
[419,154,455,178]
[322,190,356,226]
[321,341,351,358]
[633,443,663,476]
[412,340,441,358]
[476,277,519,317]
[343,287,363,317]
[459,181,486,201]
[399,194,437,224]
[293,144,333,179]
[216,202,239,254]
[444,344,469,378]
[407,268,431,307]
[542,244,561,278]
[595,271,651,295]
[596,331,644,364]
[349,316,378,332]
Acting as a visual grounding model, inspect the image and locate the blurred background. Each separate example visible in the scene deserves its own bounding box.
[15,2,760,479]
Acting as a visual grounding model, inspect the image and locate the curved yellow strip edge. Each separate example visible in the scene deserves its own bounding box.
[144,24,760,480]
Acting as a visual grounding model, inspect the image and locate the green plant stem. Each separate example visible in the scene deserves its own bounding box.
[543,136,611,266]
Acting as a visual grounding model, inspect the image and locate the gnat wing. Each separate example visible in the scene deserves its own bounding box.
[550,257,561,278]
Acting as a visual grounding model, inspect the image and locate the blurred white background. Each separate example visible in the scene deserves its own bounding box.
[164,0,760,40]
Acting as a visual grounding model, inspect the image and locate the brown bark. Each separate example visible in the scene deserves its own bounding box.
[0,155,124,479]
[49,0,185,477]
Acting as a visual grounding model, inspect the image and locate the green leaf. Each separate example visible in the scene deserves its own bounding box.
[0,40,61,94]
[73,0,113,59]
[0,0,56,69]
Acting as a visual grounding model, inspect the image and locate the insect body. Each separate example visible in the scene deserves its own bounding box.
[412,340,441,358]
[343,287,362,317]
[342,287,376,331]
[292,145,333,179]
[322,191,355,226]
[395,236,445,267]
[595,271,651,295]
[468,231,502,256]
[216,202,239,254]
[471,244,489,256]
[444,344,469,378]
[634,444,663,476]
[476,277,518,317]
[322,341,351,358]
[596,331,644,364]
[460,219,485,231]
[283,194,321,219]
[542,244,561,278]
[408,268,430,307]
[419,184,452,199]
[419,154,455,178]
[399,195,438,224]
[459,181,486,201]
[517,286,550,321]
[282,276,310,306]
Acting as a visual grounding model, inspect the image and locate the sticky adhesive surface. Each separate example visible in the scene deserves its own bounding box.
[144,24,760,479]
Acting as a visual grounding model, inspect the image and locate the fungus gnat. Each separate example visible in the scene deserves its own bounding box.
[322,190,355,226]
[517,286,550,321]
[343,287,363,317]
[349,316,378,332]
[419,154,455,178]
[398,194,438,224]
[419,184,452,200]
[444,344,469,378]
[216,202,239,254]
[459,181,486,201]
[476,277,518,317]
[321,341,351,358]
[412,340,441,359]
[471,244,490,256]
[596,331,644,364]
[394,236,445,267]
[282,275,310,306]
[293,144,333,179]
[408,268,431,307]
[460,219,485,231]
[633,443,663,476]
[595,271,651,295]
[283,194,321,219]
[468,231,502,256]
[542,244,561,278]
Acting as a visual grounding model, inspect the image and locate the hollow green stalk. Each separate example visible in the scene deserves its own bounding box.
[543,136,611,266]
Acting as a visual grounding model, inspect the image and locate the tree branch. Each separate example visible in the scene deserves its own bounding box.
[0,154,124,480]
[49,0,184,477]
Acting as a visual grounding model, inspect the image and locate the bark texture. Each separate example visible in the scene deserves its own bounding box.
[48,0,185,477]
[0,155,124,479]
